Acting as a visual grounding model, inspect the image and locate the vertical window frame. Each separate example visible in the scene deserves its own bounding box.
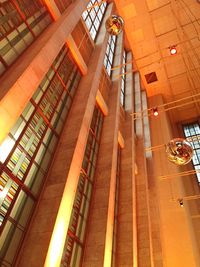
[183,121,200,184]
[104,35,117,77]
[82,0,107,41]
[0,0,53,76]
[0,45,82,266]
[120,50,127,108]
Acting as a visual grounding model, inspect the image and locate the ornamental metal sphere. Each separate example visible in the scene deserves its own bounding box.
[166,138,193,165]
[105,15,124,36]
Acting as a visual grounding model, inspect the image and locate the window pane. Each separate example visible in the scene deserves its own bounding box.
[61,105,104,266]
[183,122,200,183]
[104,35,117,77]
[0,0,52,76]
[82,0,107,41]
[120,50,127,107]
[0,45,82,265]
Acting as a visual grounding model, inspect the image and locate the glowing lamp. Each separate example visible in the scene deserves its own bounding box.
[105,15,124,36]
[169,46,177,55]
[165,138,193,165]
[152,107,159,116]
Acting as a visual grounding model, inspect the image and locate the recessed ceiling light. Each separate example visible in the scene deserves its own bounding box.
[169,46,177,55]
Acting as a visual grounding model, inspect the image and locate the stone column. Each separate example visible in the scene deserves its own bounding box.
[142,90,164,267]
[44,0,89,75]
[82,80,120,267]
[116,52,135,267]
[43,0,61,20]
[82,29,123,267]
[16,4,113,267]
[135,72,152,267]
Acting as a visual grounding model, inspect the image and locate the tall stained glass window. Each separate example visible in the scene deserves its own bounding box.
[0,0,52,76]
[82,0,107,40]
[61,104,104,267]
[0,45,82,266]
[183,122,200,183]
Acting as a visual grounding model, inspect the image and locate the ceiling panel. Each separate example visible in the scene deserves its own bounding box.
[146,0,170,11]
[169,73,191,95]
[151,5,176,36]
[164,55,186,78]
[115,0,200,121]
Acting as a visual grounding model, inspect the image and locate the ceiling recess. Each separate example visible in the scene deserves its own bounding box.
[145,72,158,84]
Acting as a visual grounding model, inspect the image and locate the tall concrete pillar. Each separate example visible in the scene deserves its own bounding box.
[82,82,120,267]
[143,91,163,267]
[116,52,135,267]
[82,28,123,267]
[16,5,113,267]
[135,73,152,267]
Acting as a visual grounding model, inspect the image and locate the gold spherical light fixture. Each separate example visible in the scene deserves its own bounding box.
[105,15,124,36]
[165,138,193,165]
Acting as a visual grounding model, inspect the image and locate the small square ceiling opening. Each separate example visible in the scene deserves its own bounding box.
[145,72,158,84]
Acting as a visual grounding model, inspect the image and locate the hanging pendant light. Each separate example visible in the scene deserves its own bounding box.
[165,138,193,165]
[105,15,124,36]
[152,107,159,116]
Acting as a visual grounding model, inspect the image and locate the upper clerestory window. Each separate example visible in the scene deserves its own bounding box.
[82,0,107,41]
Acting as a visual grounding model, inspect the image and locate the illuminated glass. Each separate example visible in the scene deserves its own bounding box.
[0,45,82,265]
[0,0,52,76]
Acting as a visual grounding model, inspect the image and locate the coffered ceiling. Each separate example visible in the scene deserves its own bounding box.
[115,0,200,122]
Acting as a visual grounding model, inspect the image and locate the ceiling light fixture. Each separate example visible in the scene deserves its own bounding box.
[165,138,193,165]
[169,46,177,55]
[152,107,159,116]
[105,15,124,36]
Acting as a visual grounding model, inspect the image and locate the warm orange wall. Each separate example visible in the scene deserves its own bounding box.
[148,94,199,267]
